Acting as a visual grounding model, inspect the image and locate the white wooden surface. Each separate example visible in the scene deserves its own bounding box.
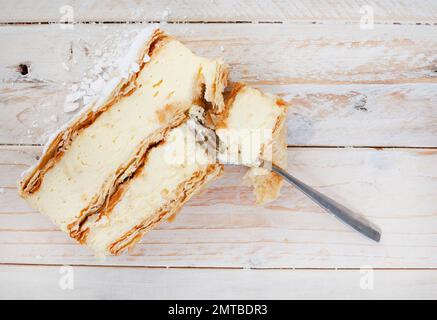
[1,265,436,299]
[1,0,437,23]
[0,0,436,299]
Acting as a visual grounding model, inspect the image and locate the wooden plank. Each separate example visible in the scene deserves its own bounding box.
[3,82,437,147]
[1,0,437,23]
[2,24,437,84]
[1,24,437,146]
[0,265,436,299]
[1,146,436,268]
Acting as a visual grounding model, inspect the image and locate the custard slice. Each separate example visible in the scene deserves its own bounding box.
[18,27,228,249]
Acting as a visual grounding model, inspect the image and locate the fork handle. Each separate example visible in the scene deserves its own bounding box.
[264,161,381,242]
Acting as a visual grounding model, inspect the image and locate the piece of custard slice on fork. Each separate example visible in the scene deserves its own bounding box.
[215,84,288,204]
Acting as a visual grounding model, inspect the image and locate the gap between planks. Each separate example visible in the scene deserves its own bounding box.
[1,145,437,150]
[3,21,437,26]
[0,21,280,25]
[2,262,437,271]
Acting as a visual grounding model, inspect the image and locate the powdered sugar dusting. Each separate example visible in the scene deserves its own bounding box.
[94,76,121,109]
[63,25,157,115]
[21,26,158,182]
[117,26,157,78]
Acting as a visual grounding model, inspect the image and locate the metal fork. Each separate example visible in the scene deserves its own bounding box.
[189,116,382,243]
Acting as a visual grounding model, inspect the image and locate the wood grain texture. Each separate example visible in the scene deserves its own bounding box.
[1,0,437,23]
[3,82,437,146]
[2,24,437,84]
[1,24,437,146]
[1,265,436,299]
[1,146,436,268]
